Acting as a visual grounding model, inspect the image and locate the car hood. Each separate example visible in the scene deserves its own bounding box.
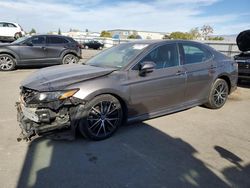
[21,64,116,91]
[236,30,250,52]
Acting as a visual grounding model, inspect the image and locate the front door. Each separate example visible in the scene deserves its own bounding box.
[128,43,187,117]
[45,36,68,63]
[18,36,47,64]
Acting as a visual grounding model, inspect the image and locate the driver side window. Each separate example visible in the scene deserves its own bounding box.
[134,43,179,70]
[28,36,45,46]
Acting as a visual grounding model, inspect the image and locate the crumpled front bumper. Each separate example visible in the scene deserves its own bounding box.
[16,102,72,141]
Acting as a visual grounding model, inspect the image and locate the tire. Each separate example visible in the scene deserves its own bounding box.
[14,33,21,39]
[78,94,123,141]
[85,45,89,49]
[0,54,16,71]
[99,46,103,50]
[205,78,229,109]
[62,54,79,64]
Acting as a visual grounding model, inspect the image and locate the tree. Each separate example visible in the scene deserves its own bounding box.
[100,31,112,38]
[58,28,61,35]
[201,25,213,40]
[29,28,36,35]
[128,34,137,39]
[189,27,201,39]
[162,34,170,39]
[169,32,193,40]
[208,36,224,41]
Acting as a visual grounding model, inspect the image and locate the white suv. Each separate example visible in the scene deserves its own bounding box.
[0,22,25,42]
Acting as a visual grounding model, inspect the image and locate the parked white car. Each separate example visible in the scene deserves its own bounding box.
[0,22,25,42]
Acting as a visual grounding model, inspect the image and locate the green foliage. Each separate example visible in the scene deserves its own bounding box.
[128,34,137,39]
[162,34,170,39]
[29,28,36,35]
[100,31,112,38]
[58,28,61,35]
[169,32,193,40]
[208,36,224,41]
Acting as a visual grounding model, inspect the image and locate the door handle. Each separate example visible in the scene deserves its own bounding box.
[176,70,184,76]
[210,65,216,69]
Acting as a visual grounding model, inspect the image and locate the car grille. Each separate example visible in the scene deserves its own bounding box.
[20,87,38,104]
[237,61,250,69]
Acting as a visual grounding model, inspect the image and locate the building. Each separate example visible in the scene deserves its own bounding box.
[107,29,169,40]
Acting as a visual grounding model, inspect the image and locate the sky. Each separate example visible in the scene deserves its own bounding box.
[0,0,249,35]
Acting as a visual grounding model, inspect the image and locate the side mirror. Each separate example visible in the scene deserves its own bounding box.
[25,41,33,46]
[139,61,156,76]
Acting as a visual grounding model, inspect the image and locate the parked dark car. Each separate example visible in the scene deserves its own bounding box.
[83,40,104,50]
[0,35,81,71]
[16,40,238,141]
[234,30,250,82]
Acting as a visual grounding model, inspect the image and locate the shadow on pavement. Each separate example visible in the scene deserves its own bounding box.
[17,123,231,188]
[214,146,250,188]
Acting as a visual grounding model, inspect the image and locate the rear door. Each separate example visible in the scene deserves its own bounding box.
[128,43,187,117]
[18,36,47,64]
[179,42,215,103]
[45,36,69,63]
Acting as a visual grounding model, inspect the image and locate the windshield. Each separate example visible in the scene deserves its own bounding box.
[86,43,149,68]
[12,36,30,44]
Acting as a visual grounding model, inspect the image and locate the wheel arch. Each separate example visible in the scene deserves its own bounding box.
[0,51,18,60]
[60,50,79,59]
[217,74,231,93]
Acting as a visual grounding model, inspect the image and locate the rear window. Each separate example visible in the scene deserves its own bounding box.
[47,36,69,44]
[182,44,212,64]
[0,22,17,27]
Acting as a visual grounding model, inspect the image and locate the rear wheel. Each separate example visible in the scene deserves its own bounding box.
[78,94,123,140]
[0,54,16,71]
[205,78,229,109]
[62,54,79,64]
[14,33,21,39]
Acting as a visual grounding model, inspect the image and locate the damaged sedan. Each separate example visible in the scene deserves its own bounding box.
[16,40,238,141]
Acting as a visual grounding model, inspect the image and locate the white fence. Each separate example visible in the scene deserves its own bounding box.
[73,37,240,57]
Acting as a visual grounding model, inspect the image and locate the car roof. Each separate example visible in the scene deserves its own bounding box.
[127,39,206,45]
[32,34,69,38]
[0,21,19,25]
[30,34,74,41]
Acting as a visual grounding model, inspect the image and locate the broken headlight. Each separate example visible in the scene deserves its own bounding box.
[36,89,79,102]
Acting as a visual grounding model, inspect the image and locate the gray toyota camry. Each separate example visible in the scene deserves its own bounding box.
[16,40,238,141]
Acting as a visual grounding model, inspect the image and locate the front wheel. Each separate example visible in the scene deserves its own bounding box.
[78,94,123,141]
[0,54,16,71]
[62,54,79,64]
[205,78,229,109]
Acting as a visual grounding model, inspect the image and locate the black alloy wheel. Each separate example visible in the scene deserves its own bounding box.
[205,78,229,109]
[79,94,123,140]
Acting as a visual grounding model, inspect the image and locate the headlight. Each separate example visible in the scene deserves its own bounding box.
[37,89,79,102]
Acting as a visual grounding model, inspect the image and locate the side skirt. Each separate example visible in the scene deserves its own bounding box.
[127,99,207,123]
